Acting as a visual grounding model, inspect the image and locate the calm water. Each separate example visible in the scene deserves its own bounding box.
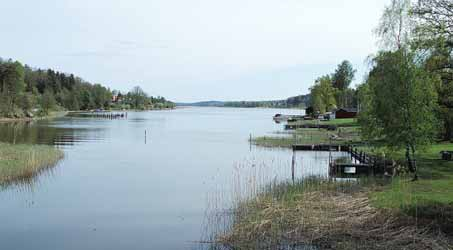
[0,107,346,250]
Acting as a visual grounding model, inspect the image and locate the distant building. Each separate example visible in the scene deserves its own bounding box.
[112,95,122,103]
[334,108,358,119]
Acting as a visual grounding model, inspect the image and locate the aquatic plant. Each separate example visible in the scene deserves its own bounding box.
[0,142,64,187]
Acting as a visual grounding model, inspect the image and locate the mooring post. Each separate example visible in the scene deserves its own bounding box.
[291,148,295,183]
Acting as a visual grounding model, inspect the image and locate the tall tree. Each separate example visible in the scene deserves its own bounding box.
[332,60,357,108]
[413,0,453,141]
[310,75,337,114]
[374,0,413,50]
[332,60,356,90]
[360,49,439,180]
[40,89,56,115]
[128,86,148,109]
[0,61,25,117]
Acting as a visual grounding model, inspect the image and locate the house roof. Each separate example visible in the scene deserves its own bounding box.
[335,108,358,113]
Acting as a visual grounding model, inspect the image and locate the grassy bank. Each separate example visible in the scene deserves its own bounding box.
[370,143,453,231]
[0,143,64,186]
[253,119,361,148]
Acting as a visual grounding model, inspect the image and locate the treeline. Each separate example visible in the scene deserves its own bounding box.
[0,58,174,118]
[308,60,358,114]
[223,94,310,108]
[113,86,174,110]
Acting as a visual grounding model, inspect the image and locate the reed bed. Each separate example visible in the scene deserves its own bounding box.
[202,154,452,250]
[0,142,64,187]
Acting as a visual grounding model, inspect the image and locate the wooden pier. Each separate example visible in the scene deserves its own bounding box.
[292,144,347,152]
[330,163,372,177]
[285,123,337,130]
[292,144,397,177]
[68,111,127,119]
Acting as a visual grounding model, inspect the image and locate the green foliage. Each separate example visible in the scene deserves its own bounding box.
[332,60,356,91]
[412,1,453,141]
[360,49,439,153]
[0,58,174,117]
[40,89,56,115]
[310,75,337,113]
[0,60,26,117]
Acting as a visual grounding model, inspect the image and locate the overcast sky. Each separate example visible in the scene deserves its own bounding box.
[1,0,389,102]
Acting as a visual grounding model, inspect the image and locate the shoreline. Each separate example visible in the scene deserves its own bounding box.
[221,118,453,249]
[0,111,69,123]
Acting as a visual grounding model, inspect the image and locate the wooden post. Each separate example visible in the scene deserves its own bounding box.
[291,149,295,183]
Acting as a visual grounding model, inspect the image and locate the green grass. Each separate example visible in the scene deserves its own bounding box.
[0,143,64,186]
[370,142,453,227]
[288,118,358,127]
[252,126,361,148]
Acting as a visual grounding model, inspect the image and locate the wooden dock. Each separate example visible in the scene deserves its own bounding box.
[285,123,337,130]
[292,144,397,177]
[330,163,372,177]
[68,111,127,119]
[292,144,348,152]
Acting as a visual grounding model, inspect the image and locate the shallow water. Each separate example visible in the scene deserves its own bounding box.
[0,107,346,250]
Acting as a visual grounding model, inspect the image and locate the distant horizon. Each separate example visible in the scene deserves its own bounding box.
[1,0,389,103]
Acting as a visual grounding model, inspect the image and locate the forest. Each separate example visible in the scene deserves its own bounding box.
[0,58,174,118]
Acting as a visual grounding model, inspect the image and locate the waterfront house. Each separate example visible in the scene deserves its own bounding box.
[334,108,358,119]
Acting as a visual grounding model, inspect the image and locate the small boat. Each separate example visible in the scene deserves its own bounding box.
[273,114,305,122]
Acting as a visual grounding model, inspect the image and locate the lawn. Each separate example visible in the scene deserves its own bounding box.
[288,118,359,127]
[252,122,361,148]
[370,142,453,230]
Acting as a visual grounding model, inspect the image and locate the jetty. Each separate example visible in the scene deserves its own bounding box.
[67,111,127,119]
[292,144,396,177]
[285,123,337,130]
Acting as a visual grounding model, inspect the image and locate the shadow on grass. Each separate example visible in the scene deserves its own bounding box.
[401,201,453,236]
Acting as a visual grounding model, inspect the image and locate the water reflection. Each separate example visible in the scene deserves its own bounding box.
[0,118,107,190]
[0,119,107,146]
[0,108,314,250]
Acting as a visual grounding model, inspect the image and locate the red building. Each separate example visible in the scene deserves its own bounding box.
[334,108,358,119]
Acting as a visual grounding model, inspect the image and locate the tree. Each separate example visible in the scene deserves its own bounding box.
[412,0,453,141]
[360,49,439,180]
[128,86,148,109]
[310,75,337,114]
[0,60,25,117]
[412,0,453,46]
[332,60,357,108]
[332,60,356,90]
[374,0,413,50]
[40,89,56,115]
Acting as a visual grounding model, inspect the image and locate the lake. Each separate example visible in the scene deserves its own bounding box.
[0,107,347,250]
